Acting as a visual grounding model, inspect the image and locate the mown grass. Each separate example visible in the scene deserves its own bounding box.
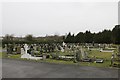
[79,60,111,68]
[7,54,21,59]
[88,50,112,60]
[0,52,2,58]
[43,59,75,65]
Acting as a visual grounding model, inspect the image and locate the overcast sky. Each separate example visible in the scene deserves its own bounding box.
[1,0,119,37]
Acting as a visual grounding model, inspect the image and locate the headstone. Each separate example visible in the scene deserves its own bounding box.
[21,48,25,55]
[84,51,88,59]
[62,42,66,47]
[80,46,85,58]
[76,50,81,61]
[43,54,46,60]
[88,46,90,50]
[16,46,21,54]
[33,45,37,51]
[7,44,13,54]
[111,56,114,66]
[21,44,31,59]
[24,44,28,54]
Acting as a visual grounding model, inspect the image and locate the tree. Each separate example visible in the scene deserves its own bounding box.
[102,30,112,43]
[25,34,34,43]
[64,32,72,43]
[3,34,14,41]
[75,32,85,43]
[112,25,120,44]
[3,34,14,44]
[84,31,93,43]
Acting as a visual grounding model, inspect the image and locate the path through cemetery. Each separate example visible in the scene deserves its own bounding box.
[2,58,118,78]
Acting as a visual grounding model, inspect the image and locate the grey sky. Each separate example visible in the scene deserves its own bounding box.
[1,0,118,37]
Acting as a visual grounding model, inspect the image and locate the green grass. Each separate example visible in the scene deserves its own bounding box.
[1,52,8,58]
[88,50,112,60]
[79,61,111,68]
[39,58,111,68]
[43,59,111,68]
[44,59,75,65]
[8,54,21,59]
[0,52,2,58]
[0,52,7,58]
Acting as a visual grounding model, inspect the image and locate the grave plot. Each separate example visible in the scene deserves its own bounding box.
[21,44,52,60]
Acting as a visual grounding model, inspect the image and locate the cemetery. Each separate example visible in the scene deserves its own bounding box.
[1,25,120,68]
[1,42,120,68]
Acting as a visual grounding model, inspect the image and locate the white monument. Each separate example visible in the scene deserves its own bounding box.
[62,42,66,47]
[21,44,42,60]
[21,44,31,59]
[24,44,28,54]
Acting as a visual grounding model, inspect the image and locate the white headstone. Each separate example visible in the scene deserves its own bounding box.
[24,44,28,54]
[21,48,25,55]
[62,42,66,47]
[88,46,90,50]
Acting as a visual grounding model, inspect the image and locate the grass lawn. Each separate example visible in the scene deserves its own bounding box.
[8,54,21,59]
[1,52,8,58]
[43,59,75,65]
[0,52,2,58]
[43,59,111,68]
[0,52,7,58]
[79,60,111,68]
[88,50,112,60]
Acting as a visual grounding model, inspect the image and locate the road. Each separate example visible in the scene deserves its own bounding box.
[2,58,118,78]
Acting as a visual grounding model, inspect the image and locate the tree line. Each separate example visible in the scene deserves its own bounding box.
[64,25,120,44]
[2,34,64,44]
[2,25,120,44]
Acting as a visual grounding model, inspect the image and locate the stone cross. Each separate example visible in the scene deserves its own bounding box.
[24,44,28,54]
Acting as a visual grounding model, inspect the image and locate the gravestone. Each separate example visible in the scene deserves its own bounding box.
[16,46,21,54]
[84,51,88,59]
[21,48,25,55]
[24,44,28,54]
[80,46,85,58]
[87,46,90,50]
[43,54,46,60]
[76,50,81,61]
[7,44,13,54]
[21,44,31,59]
[62,42,66,47]
[33,45,37,51]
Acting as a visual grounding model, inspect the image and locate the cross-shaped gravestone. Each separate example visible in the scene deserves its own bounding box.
[24,44,28,54]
